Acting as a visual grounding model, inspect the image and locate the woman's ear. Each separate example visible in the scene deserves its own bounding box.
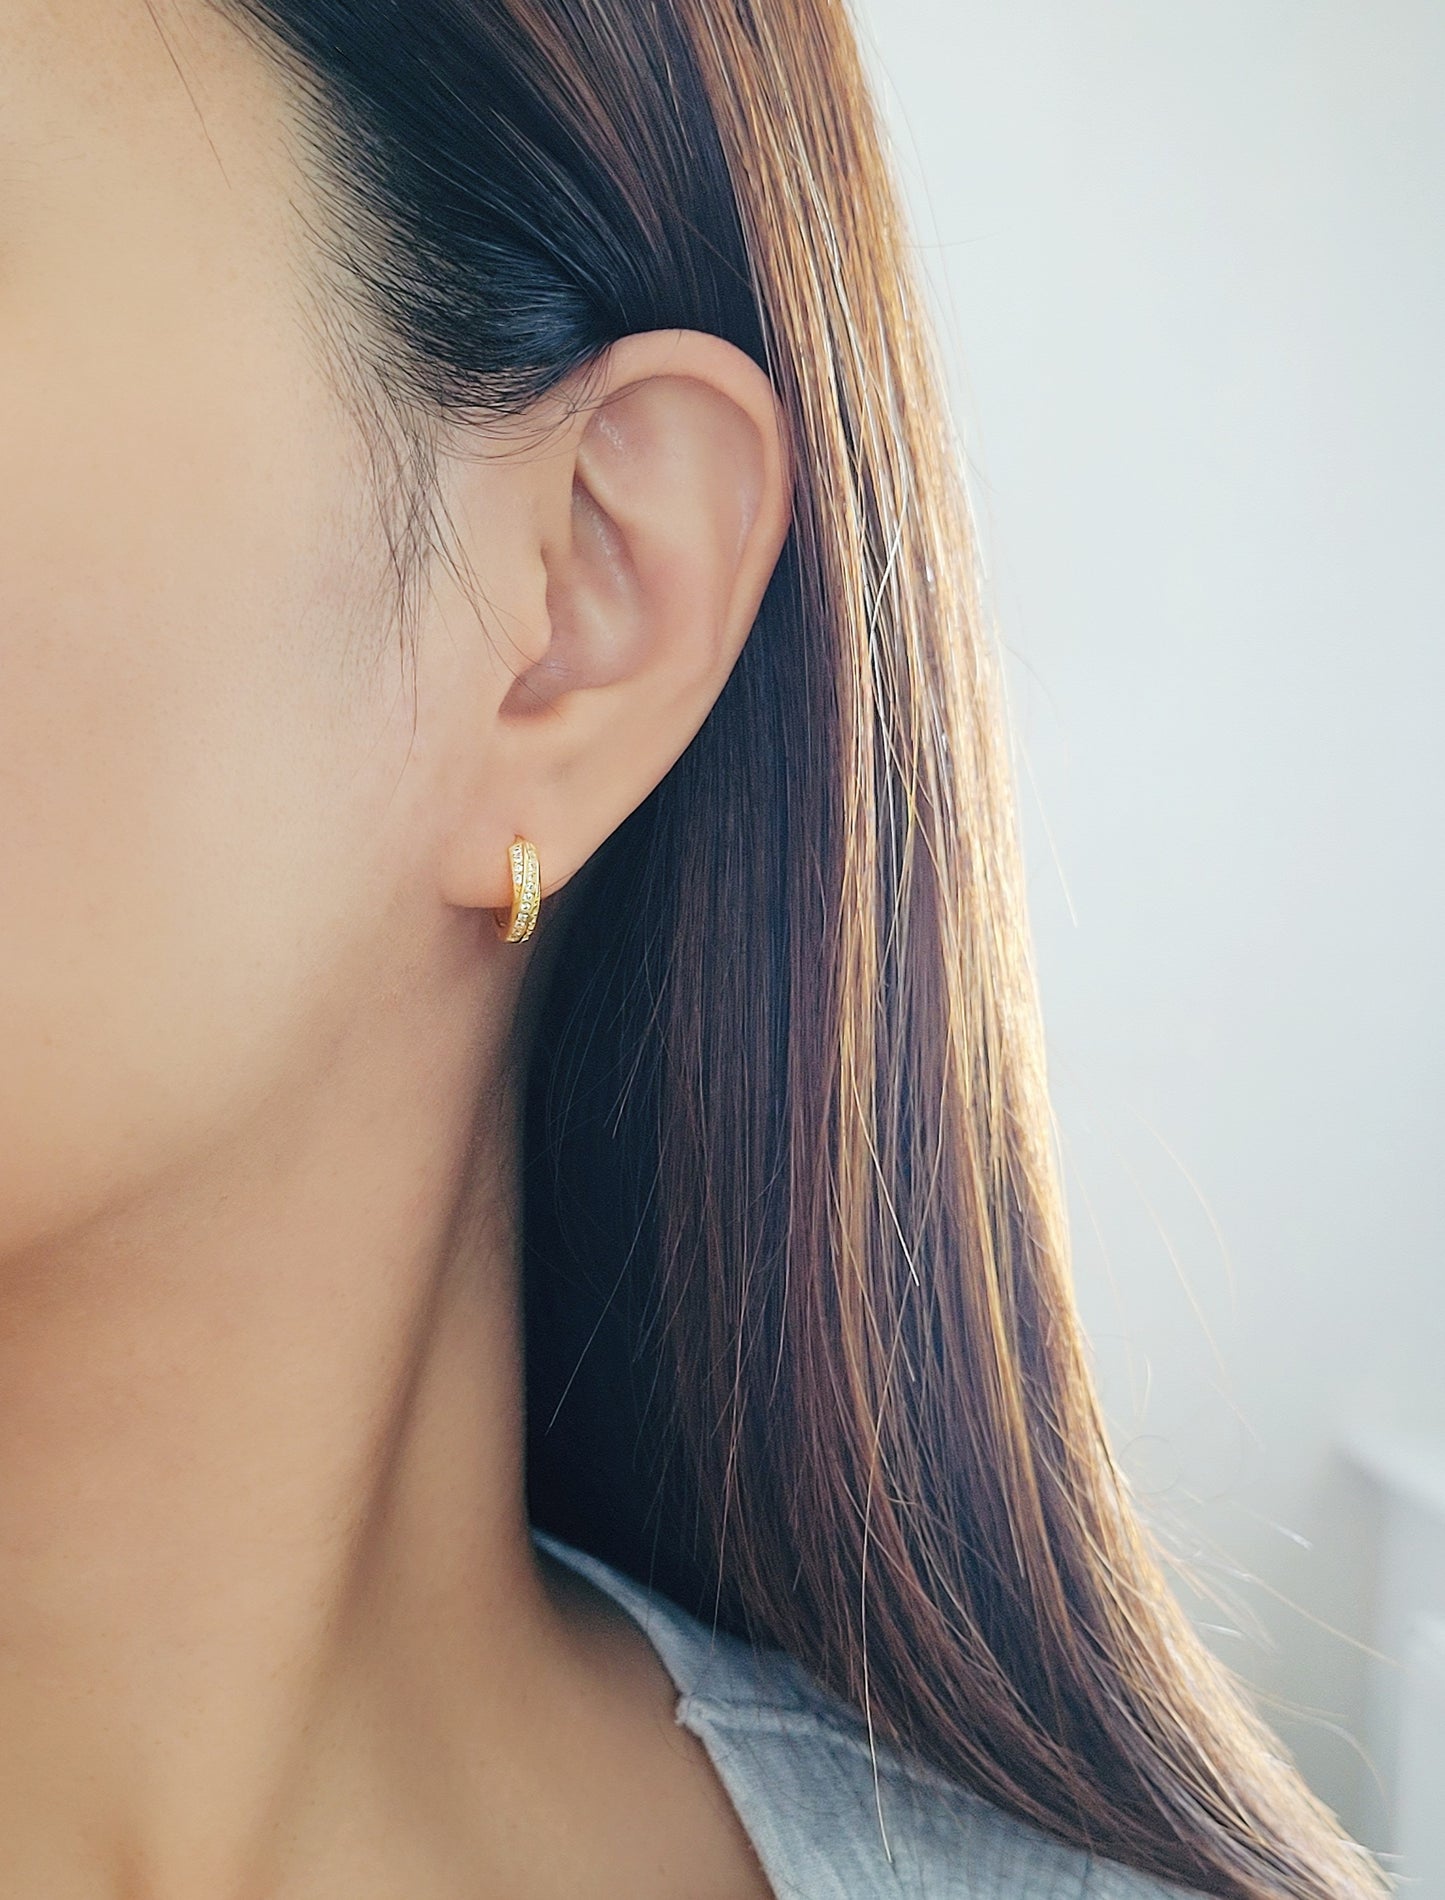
[433,329,793,919]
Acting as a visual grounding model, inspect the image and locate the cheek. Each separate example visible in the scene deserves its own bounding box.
[0,358,411,1255]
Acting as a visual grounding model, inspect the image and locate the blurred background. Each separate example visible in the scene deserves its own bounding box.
[853,0,1444,1879]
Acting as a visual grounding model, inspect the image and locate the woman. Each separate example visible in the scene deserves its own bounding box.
[0,0,1391,1894]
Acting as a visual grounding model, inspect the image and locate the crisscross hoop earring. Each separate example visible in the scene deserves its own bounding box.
[494,836,542,944]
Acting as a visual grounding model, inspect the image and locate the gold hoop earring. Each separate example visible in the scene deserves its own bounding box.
[495,836,542,943]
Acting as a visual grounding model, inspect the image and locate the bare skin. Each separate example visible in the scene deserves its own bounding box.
[0,1,790,1894]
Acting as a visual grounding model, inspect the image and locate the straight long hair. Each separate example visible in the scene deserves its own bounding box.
[212,2,1390,1894]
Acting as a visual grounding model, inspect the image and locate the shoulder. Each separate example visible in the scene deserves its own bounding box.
[533,1531,1205,1900]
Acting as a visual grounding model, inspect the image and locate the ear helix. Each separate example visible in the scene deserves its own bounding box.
[494,836,542,943]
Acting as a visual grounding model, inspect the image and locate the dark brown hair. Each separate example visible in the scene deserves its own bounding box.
[209,1,1390,1894]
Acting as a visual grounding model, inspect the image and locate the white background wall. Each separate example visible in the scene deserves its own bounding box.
[854,0,1445,1848]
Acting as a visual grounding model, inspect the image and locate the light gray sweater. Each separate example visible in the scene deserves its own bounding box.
[535,1529,1206,1900]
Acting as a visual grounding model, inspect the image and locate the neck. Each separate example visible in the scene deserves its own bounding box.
[0,984,556,1896]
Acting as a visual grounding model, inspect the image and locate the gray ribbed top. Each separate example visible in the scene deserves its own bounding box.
[534,1529,1202,1900]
